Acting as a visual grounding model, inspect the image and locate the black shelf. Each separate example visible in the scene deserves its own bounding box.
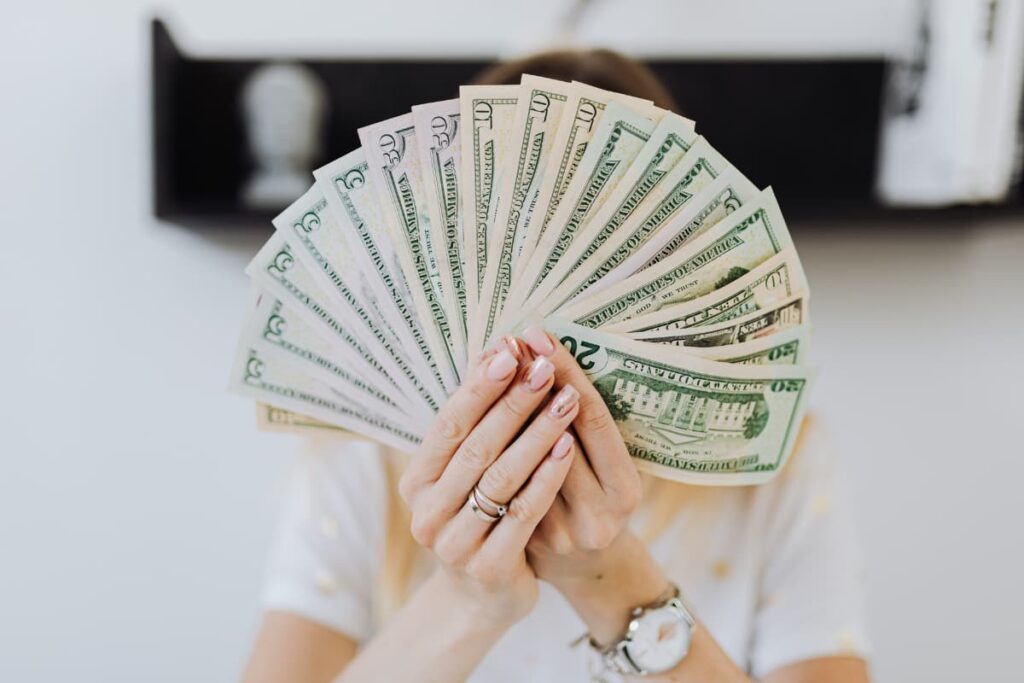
[155,18,1010,228]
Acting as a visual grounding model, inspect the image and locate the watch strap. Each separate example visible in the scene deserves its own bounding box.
[589,583,696,677]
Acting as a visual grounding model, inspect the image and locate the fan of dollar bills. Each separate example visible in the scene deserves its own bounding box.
[230,75,814,486]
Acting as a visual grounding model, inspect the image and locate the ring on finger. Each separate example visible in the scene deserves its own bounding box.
[467,489,502,523]
[473,485,508,518]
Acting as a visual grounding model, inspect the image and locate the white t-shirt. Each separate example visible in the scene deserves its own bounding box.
[262,420,868,680]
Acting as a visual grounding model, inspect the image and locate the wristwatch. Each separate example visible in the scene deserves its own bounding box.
[589,583,696,677]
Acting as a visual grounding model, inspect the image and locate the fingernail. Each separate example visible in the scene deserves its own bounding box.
[477,346,500,364]
[549,384,580,418]
[500,336,524,360]
[524,356,554,391]
[486,349,518,381]
[551,432,574,460]
[522,326,555,356]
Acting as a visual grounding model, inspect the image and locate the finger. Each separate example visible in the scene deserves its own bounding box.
[432,353,557,515]
[521,325,635,488]
[475,384,580,508]
[529,497,574,556]
[431,383,580,560]
[429,502,488,570]
[559,428,603,509]
[404,337,524,493]
[476,432,575,562]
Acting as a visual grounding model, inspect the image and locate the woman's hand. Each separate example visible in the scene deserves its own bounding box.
[517,326,646,585]
[398,339,582,629]
[518,326,668,646]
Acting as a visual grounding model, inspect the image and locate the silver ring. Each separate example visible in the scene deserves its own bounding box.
[473,485,508,517]
[467,489,501,523]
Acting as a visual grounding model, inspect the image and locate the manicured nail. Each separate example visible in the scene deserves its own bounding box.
[522,326,555,356]
[524,356,554,391]
[486,349,518,381]
[477,346,500,364]
[500,336,524,360]
[549,384,580,418]
[551,432,574,460]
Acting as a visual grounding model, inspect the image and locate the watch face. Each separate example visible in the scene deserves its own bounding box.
[624,606,691,673]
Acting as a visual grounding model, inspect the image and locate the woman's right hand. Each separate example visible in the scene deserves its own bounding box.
[398,339,581,627]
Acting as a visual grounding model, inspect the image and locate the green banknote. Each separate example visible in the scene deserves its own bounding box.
[670,324,811,366]
[572,168,761,306]
[359,114,460,390]
[510,102,659,317]
[543,137,734,311]
[229,345,422,452]
[474,76,573,351]
[607,250,809,334]
[255,403,354,437]
[273,185,444,411]
[544,320,814,485]
[242,286,410,424]
[314,149,449,398]
[632,294,808,347]
[513,83,663,274]
[561,189,793,328]
[524,113,699,319]
[245,233,436,420]
[413,99,469,372]
[458,85,519,352]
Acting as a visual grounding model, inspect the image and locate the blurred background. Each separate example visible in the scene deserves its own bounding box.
[1,1,1022,680]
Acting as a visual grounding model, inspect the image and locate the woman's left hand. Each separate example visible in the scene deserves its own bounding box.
[517,326,646,584]
[517,326,672,644]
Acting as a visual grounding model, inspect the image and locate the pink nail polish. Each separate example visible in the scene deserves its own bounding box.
[551,432,574,460]
[549,384,579,418]
[524,356,554,391]
[500,335,524,360]
[476,346,500,364]
[486,349,517,381]
[522,326,555,356]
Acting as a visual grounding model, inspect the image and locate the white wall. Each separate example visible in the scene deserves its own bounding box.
[161,0,912,58]
[2,1,1021,681]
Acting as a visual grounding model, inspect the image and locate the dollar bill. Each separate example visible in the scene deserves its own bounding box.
[541,136,734,312]
[659,324,811,366]
[560,188,794,328]
[458,85,520,351]
[605,249,809,334]
[473,76,574,352]
[229,345,421,452]
[512,83,663,274]
[412,99,469,373]
[314,149,450,400]
[358,114,460,390]
[563,169,761,311]
[232,74,819,488]
[603,167,761,283]
[632,294,808,346]
[523,113,700,320]
[543,319,814,486]
[255,403,354,437]
[243,286,411,425]
[245,233,435,421]
[273,185,444,411]
[499,102,660,334]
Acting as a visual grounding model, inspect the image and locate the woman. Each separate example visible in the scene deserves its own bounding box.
[243,52,870,682]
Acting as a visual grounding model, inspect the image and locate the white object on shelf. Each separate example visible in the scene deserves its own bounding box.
[241,62,328,210]
[877,0,1024,206]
